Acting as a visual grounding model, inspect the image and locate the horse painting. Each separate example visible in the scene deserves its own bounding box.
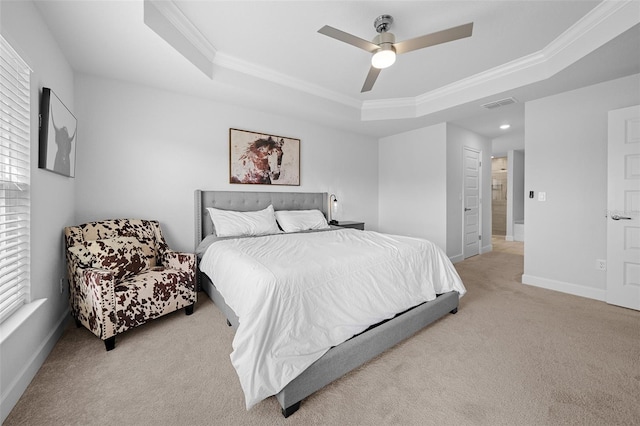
[230,136,284,184]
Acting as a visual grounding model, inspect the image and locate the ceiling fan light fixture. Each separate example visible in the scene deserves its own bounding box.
[371,44,396,69]
[319,15,473,91]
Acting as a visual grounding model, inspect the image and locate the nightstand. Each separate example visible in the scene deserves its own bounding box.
[331,221,365,230]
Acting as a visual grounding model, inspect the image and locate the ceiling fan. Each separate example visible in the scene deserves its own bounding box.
[318,15,473,93]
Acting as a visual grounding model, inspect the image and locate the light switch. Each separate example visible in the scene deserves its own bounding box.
[538,192,546,201]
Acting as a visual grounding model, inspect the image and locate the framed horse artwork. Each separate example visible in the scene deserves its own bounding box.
[229,128,300,186]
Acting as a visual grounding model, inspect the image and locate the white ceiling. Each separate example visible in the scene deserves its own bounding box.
[33,1,640,142]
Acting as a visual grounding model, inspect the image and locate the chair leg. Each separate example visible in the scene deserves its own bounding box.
[104,336,116,351]
[185,303,195,316]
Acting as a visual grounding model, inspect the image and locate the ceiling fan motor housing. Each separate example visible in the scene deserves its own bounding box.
[373,31,395,46]
[373,15,396,55]
[374,14,394,33]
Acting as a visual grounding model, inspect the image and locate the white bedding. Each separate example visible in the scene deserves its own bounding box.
[198,228,466,409]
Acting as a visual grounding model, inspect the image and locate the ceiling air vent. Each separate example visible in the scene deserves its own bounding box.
[481,97,518,109]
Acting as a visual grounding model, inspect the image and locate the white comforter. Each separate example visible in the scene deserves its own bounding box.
[199,229,466,409]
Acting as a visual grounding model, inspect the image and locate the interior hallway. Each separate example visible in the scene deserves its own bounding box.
[492,235,524,256]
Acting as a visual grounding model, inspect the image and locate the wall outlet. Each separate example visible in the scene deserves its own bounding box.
[596,259,607,271]
[538,192,546,201]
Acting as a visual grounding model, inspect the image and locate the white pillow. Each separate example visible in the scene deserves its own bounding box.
[275,209,330,233]
[207,205,280,237]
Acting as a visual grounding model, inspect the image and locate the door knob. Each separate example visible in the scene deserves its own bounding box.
[464,208,471,212]
[611,214,632,220]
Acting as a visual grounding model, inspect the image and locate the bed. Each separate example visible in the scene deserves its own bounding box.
[194,190,465,417]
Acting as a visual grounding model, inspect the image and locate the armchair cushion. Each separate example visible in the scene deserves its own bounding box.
[114,267,195,333]
[68,236,151,281]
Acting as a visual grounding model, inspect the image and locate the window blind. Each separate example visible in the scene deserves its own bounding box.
[0,35,31,324]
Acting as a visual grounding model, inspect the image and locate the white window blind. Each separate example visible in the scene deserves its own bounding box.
[0,35,31,324]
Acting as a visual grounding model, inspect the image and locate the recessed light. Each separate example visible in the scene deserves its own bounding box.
[499,124,511,130]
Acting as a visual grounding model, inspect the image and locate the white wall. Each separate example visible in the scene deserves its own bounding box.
[74,74,379,251]
[523,73,640,300]
[0,1,75,421]
[378,123,491,259]
[378,123,448,249]
[446,124,492,261]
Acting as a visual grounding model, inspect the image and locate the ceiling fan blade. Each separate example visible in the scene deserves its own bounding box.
[318,25,379,53]
[361,66,381,93]
[394,22,473,55]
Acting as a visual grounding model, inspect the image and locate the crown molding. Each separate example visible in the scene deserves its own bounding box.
[542,0,638,70]
[146,0,637,121]
[144,0,217,78]
[213,52,361,109]
[362,51,548,121]
[145,0,360,109]
[362,0,639,121]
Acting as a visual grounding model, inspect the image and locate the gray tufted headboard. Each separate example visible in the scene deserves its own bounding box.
[194,190,328,249]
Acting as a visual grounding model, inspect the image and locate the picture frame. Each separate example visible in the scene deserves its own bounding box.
[39,87,77,177]
[229,128,300,186]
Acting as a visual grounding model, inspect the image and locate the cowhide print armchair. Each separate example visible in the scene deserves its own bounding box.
[64,219,196,351]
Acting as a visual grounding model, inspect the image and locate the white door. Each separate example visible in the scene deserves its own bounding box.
[464,147,480,258]
[607,105,640,310]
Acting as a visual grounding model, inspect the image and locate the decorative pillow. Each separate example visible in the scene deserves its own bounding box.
[207,205,281,237]
[68,237,150,281]
[78,219,158,267]
[275,209,330,233]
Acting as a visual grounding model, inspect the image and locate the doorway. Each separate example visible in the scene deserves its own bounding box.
[492,157,508,236]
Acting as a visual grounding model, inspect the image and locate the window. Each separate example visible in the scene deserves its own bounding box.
[0,35,31,324]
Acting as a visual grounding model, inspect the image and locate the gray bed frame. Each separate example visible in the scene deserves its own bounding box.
[194,190,459,417]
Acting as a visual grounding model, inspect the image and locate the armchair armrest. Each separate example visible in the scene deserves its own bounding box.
[160,250,196,274]
[75,267,118,340]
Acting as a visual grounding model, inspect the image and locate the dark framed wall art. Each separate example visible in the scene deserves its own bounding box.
[39,87,77,177]
[229,128,300,185]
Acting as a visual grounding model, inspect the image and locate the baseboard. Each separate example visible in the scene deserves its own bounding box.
[480,243,492,254]
[505,235,514,242]
[0,307,70,423]
[521,274,606,302]
[449,253,464,264]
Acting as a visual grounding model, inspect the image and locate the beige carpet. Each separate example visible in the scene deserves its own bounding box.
[5,241,640,425]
